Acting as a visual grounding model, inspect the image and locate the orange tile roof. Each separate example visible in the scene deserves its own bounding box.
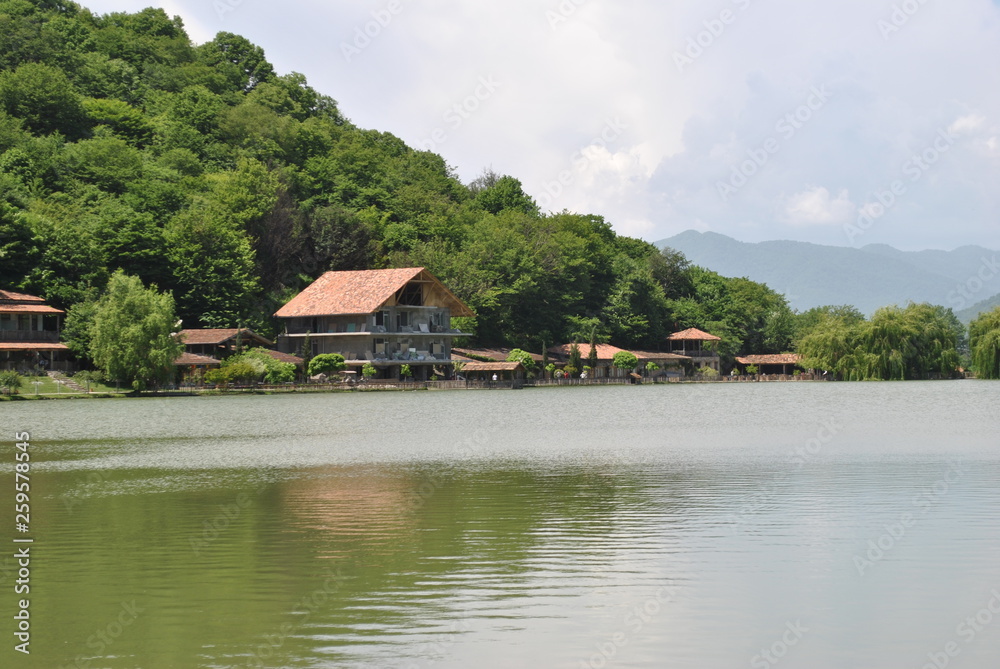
[0,290,45,303]
[0,342,69,351]
[0,290,63,314]
[736,354,802,365]
[0,304,64,314]
[453,347,545,363]
[174,352,221,366]
[668,328,721,341]
[275,268,474,318]
[461,361,524,372]
[179,329,273,346]
[630,350,691,362]
[547,343,628,360]
[262,350,304,365]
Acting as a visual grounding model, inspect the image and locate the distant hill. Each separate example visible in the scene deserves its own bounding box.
[656,231,1000,315]
[957,292,1000,323]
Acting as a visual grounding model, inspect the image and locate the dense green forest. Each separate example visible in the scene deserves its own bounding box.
[0,1,800,364]
[3,1,996,382]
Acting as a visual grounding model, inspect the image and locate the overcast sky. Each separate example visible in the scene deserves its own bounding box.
[81,0,1000,251]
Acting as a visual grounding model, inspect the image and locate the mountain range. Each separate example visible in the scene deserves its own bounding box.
[656,231,1000,319]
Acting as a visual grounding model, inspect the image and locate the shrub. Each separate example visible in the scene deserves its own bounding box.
[698,365,719,378]
[400,364,413,379]
[0,370,23,395]
[612,351,639,371]
[362,363,377,378]
[745,364,759,375]
[506,349,537,374]
[308,353,346,377]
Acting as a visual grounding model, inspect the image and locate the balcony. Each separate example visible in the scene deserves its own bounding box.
[0,330,61,343]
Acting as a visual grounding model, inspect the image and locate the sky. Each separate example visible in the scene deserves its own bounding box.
[80,0,1000,252]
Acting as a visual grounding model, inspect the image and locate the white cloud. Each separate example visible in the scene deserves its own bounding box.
[77,0,1000,250]
[782,187,855,227]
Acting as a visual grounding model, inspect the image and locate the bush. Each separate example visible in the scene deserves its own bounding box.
[308,353,346,377]
[745,364,759,375]
[698,365,719,378]
[612,351,639,371]
[362,363,377,378]
[506,349,537,374]
[0,370,23,395]
[400,364,413,379]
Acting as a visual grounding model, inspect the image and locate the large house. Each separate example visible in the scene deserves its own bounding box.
[275,268,474,380]
[667,328,722,372]
[0,290,71,372]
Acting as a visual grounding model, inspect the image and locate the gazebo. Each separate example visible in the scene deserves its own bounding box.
[667,328,722,372]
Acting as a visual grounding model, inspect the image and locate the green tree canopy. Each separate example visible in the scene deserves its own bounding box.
[307,353,346,377]
[970,307,1000,379]
[612,350,638,371]
[88,271,183,391]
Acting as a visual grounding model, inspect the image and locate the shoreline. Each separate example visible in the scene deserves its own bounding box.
[2,375,986,402]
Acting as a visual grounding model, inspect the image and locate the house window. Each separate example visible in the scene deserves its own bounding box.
[397,311,409,330]
[374,339,387,356]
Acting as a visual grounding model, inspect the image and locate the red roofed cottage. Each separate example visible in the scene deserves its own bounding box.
[0,289,72,371]
[275,268,474,380]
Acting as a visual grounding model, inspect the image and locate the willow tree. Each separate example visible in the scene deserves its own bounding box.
[89,272,183,392]
[797,303,960,381]
[970,307,1000,379]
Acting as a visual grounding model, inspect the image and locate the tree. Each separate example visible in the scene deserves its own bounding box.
[587,330,599,372]
[307,353,346,377]
[613,350,638,372]
[362,362,377,378]
[225,348,295,384]
[0,370,23,395]
[197,32,275,92]
[89,271,183,391]
[970,307,1000,380]
[506,349,537,374]
[568,342,582,378]
[0,62,88,139]
[400,363,413,380]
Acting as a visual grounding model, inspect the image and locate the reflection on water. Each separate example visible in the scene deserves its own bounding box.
[1,382,999,668]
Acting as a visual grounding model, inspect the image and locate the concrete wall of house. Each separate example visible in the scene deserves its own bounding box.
[283,307,456,337]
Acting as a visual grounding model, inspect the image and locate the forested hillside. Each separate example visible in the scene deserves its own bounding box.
[0,0,795,363]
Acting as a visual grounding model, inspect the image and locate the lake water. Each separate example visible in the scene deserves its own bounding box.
[1,382,999,668]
